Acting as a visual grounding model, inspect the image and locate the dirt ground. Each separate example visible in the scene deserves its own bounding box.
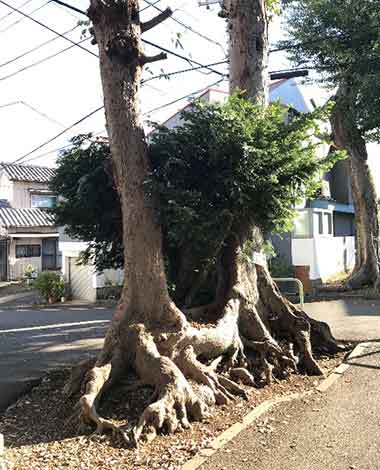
[0,350,348,470]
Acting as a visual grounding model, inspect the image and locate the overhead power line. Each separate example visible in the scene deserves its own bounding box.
[0,24,79,69]
[142,0,225,50]
[0,0,98,57]
[49,0,225,77]
[142,39,225,76]
[0,37,92,82]
[0,100,65,126]
[10,62,310,165]
[143,77,226,116]
[21,129,107,164]
[49,0,85,16]
[13,105,104,164]
[0,0,50,34]
[142,60,228,84]
[140,0,163,13]
[11,74,227,165]
[50,0,166,16]
[0,0,33,23]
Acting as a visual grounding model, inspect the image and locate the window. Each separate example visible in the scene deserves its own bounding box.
[16,244,41,258]
[315,212,323,235]
[31,194,57,209]
[293,210,312,238]
[324,212,332,235]
[314,211,333,236]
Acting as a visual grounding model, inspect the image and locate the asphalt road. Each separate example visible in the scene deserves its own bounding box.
[200,342,380,470]
[0,304,112,412]
[1,297,380,415]
[305,298,380,342]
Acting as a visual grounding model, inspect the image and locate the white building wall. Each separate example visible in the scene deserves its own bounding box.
[0,172,13,203]
[292,236,355,281]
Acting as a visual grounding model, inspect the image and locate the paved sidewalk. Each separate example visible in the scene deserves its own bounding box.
[199,342,380,470]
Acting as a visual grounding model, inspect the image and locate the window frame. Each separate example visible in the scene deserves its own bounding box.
[30,194,57,209]
[16,244,41,258]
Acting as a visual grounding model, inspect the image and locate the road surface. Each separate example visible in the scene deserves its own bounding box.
[0,304,111,411]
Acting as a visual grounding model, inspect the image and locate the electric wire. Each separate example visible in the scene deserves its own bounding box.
[0,0,98,57]
[0,24,79,69]
[0,0,51,34]
[0,37,92,82]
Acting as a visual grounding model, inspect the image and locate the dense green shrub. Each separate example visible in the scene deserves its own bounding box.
[34,272,65,303]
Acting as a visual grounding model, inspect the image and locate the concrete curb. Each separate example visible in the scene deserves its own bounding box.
[316,342,368,392]
[181,342,367,470]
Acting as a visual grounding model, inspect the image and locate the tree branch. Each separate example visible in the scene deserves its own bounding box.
[141,7,173,33]
[140,52,167,65]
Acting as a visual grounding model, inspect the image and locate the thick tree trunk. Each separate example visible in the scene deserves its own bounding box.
[330,84,380,289]
[90,2,172,319]
[64,0,344,446]
[227,0,268,105]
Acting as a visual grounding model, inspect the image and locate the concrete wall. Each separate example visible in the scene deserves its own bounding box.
[292,236,355,281]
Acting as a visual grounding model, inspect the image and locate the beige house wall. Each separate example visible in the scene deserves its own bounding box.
[8,237,43,280]
[12,181,50,209]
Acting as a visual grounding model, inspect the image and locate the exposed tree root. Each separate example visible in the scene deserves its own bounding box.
[65,261,343,445]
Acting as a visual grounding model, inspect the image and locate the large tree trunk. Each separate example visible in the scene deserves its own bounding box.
[65,0,343,446]
[330,84,380,289]
[227,0,268,105]
[221,0,342,379]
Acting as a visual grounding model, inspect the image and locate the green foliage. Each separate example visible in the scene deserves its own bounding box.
[281,0,380,140]
[50,134,123,272]
[149,95,337,248]
[34,272,65,303]
[51,95,338,287]
[269,256,294,277]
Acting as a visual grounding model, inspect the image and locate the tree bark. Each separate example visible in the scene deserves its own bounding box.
[64,0,343,446]
[227,0,268,105]
[330,84,380,289]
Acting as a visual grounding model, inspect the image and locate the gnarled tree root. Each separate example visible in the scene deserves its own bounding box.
[66,262,343,445]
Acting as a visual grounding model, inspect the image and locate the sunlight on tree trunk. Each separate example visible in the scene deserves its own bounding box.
[64,0,343,446]
[330,84,380,289]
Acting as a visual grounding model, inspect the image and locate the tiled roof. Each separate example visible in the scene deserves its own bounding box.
[0,208,55,228]
[0,162,55,183]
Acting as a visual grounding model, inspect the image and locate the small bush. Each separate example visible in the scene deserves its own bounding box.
[34,272,65,303]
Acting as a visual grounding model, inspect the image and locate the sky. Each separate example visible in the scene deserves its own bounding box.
[0,0,378,188]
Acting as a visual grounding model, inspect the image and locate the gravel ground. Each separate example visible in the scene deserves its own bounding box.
[0,352,346,470]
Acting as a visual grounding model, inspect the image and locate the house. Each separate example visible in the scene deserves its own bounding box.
[0,163,60,281]
[161,79,356,286]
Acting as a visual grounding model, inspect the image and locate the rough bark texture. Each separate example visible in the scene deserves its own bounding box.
[227,0,268,105]
[65,0,344,446]
[330,84,380,289]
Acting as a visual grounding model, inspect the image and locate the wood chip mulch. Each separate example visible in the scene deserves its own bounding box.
[0,352,347,470]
